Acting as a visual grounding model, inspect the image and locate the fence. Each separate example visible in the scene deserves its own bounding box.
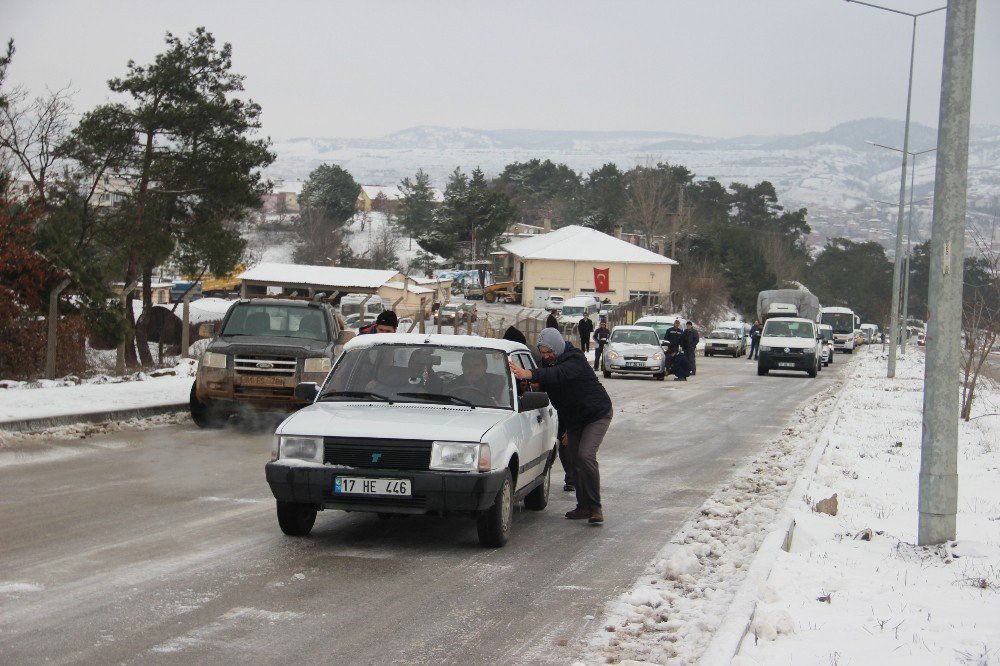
[0,315,87,380]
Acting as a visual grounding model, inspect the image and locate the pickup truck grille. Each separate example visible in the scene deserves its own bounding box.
[324,437,433,470]
[234,354,297,376]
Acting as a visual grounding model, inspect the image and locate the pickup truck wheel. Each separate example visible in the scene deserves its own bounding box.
[189,382,225,429]
[276,501,317,536]
[477,470,513,547]
[523,459,551,511]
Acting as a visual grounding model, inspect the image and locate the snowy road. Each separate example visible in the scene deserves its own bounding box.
[0,354,850,664]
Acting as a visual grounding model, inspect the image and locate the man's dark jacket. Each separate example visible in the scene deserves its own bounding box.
[663,326,684,348]
[577,317,594,340]
[530,341,612,436]
[593,326,610,345]
[545,313,559,329]
[666,352,693,379]
[680,327,700,353]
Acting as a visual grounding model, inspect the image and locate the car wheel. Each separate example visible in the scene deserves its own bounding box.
[276,501,317,536]
[846,348,853,354]
[757,363,768,376]
[477,470,513,547]
[189,382,225,428]
[523,458,552,511]
[484,292,497,303]
[654,372,665,380]
[704,350,710,357]
[603,370,612,379]
[808,363,818,378]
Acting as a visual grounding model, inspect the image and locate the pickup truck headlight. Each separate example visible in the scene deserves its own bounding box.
[431,441,490,472]
[303,357,331,373]
[278,436,323,463]
[201,351,227,369]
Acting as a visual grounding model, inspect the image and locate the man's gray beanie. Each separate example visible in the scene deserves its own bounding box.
[537,328,566,356]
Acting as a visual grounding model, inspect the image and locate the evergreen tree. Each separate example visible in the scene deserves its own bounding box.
[293,163,360,265]
[581,163,626,234]
[397,169,436,238]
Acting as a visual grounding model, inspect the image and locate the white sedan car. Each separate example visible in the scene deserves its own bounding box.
[266,334,558,547]
[601,325,666,380]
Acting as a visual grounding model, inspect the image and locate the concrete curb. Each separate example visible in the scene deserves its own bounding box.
[0,403,188,433]
[698,356,859,666]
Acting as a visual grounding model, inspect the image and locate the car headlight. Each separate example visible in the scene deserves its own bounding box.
[430,441,490,472]
[201,351,227,369]
[652,352,664,361]
[759,345,772,352]
[303,357,331,373]
[278,436,323,463]
[607,350,619,360]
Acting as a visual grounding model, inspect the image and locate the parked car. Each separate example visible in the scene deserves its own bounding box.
[266,334,558,547]
[757,317,822,378]
[343,313,375,332]
[818,323,835,366]
[703,329,745,357]
[601,325,666,380]
[544,295,566,311]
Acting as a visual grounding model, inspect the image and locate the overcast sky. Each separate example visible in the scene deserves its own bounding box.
[3,0,998,141]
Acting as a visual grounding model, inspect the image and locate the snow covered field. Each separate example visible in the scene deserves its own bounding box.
[581,350,1000,666]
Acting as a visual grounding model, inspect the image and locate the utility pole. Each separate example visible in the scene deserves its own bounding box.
[919,0,977,546]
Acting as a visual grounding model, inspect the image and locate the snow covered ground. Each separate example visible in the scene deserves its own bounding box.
[578,350,1000,666]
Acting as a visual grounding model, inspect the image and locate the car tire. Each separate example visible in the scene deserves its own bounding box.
[704,350,710,357]
[603,370,612,379]
[484,292,497,303]
[276,501,317,536]
[189,382,225,429]
[523,458,552,511]
[654,372,665,380]
[757,364,768,376]
[846,348,853,354]
[808,364,818,378]
[477,470,513,547]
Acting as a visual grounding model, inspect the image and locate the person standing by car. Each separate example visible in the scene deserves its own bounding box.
[665,344,693,381]
[748,319,762,360]
[592,318,611,371]
[577,311,594,355]
[509,328,612,525]
[680,321,699,376]
[663,319,684,349]
[545,309,559,329]
[359,310,398,335]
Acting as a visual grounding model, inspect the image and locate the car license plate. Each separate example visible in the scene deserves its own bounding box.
[242,375,285,386]
[625,361,643,368]
[334,476,411,496]
[778,362,795,368]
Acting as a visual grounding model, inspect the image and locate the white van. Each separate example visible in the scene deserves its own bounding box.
[557,296,600,328]
[757,317,821,378]
[339,294,385,319]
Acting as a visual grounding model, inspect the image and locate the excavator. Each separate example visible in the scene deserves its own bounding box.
[482,280,522,304]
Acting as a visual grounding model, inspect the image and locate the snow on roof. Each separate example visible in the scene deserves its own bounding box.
[383,281,434,294]
[361,185,403,200]
[344,332,528,354]
[410,276,452,286]
[239,262,399,290]
[152,297,236,324]
[503,225,677,265]
[272,179,305,195]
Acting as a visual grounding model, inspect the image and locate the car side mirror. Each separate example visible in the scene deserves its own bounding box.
[294,382,319,402]
[337,330,355,345]
[518,391,550,412]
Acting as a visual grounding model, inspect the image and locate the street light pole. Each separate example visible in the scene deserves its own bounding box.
[867,142,937,356]
[846,0,945,378]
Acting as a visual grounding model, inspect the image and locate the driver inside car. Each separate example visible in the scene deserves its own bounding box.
[449,350,505,405]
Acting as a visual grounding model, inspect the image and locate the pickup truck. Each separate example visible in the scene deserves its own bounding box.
[190,296,352,427]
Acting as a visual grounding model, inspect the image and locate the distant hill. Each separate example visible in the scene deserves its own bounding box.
[270,119,1000,211]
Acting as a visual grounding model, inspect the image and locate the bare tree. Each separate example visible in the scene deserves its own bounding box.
[624,163,672,251]
[0,85,75,206]
[670,258,731,325]
[960,232,999,421]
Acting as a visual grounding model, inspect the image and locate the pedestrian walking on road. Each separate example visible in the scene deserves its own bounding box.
[748,320,762,360]
[592,318,611,371]
[509,328,612,524]
[680,321,699,376]
[577,312,594,354]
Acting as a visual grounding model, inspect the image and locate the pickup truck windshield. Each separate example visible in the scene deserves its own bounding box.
[222,304,329,341]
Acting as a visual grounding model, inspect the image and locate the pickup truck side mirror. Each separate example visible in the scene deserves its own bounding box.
[518,391,550,412]
[294,382,319,402]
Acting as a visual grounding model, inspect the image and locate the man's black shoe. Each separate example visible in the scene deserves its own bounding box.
[563,483,575,492]
[674,376,687,381]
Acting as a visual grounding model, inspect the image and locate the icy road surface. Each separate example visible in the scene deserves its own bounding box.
[0,354,847,664]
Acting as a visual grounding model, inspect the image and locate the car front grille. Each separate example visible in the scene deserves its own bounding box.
[324,437,433,470]
[623,355,648,361]
[234,355,297,376]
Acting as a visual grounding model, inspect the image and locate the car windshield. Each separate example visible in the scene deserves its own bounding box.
[819,328,833,341]
[562,306,584,316]
[763,321,815,338]
[610,329,660,345]
[222,304,328,341]
[634,322,672,339]
[820,312,854,334]
[320,344,513,409]
[442,305,460,312]
[709,330,737,339]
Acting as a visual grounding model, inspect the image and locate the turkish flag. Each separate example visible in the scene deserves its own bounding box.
[594,267,610,293]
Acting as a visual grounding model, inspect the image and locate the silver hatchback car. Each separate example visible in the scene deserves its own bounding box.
[602,325,666,380]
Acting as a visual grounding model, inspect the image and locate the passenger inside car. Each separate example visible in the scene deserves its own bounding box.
[448,350,507,406]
